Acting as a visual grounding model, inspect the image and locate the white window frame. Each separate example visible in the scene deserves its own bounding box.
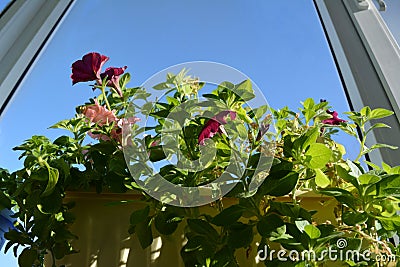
[314,0,400,166]
[0,0,75,116]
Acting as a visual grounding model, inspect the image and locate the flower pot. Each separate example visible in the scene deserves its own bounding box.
[45,191,186,267]
[44,191,336,267]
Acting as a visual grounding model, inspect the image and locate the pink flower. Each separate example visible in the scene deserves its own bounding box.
[112,117,140,143]
[71,52,109,84]
[83,99,118,126]
[83,101,140,143]
[100,66,127,97]
[322,110,346,125]
[198,111,236,145]
[83,99,118,141]
[117,117,141,128]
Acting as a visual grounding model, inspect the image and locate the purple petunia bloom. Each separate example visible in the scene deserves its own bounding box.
[71,52,109,85]
[322,110,346,125]
[198,111,237,145]
[100,66,127,97]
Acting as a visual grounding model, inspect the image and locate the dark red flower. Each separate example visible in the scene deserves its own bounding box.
[322,110,346,125]
[198,111,236,145]
[100,66,127,97]
[71,52,109,84]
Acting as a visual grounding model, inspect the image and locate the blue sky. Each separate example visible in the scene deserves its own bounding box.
[1,1,399,265]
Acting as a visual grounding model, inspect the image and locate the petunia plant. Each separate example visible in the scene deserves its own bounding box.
[0,52,400,267]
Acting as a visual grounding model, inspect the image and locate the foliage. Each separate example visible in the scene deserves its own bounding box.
[1,53,400,267]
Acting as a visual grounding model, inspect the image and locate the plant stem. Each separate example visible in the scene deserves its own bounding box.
[354,123,366,162]
[354,135,366,163]
[101,86,111,110]
[182,129,195,160]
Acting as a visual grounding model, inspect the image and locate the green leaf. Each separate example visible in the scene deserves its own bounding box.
[375,216,400,231]
[234,80,255,101]
[304,143,332,169]
[377,174,400,196]
[365,161,381,170]
[261,171,299,197]
[0,191,12,210]
[343,211,368,226]
[227,222,254,248]
[269,158,293,172]
[53,135,73,146]
[315,169,330,188]
[187,219,219,240]
[130,205,150,226]
[153,82,170,90]
[202,93,220,100]
[119,73,131,89]
[303,98,315,110]
[360,106,371,118]
[18,248,38,267]
[270,202,313,222]
[318,188,359,209]
[53,240,75,260]
[218,81,234,91]
[49,120,70,130]
[166,96,180,106]
[148,146,167,162]
[257,214,285,237]
[269,225,292,241]
[253,105,269,119]
[295,220,310,232]
[366,123,390,135]
[212,246,237,267]
[304,224,321,239]
[370,108,393,120]
[38,191,63,214]
[364,143,398,155]
[182,235,216,261]
[336,164,358,187]
[358,173,381,185]
[154,211,182,235]
[382,162,393,173]
[42,166,59,196]
[293,127,319,154]
[302,98,317,124]
[216,142,231,151]
[212,205,245,226]
[136,217,153,249]
[236,123,248,139]
[304,110,316,124]
[235,106,252,123]
[109,156,127,176]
